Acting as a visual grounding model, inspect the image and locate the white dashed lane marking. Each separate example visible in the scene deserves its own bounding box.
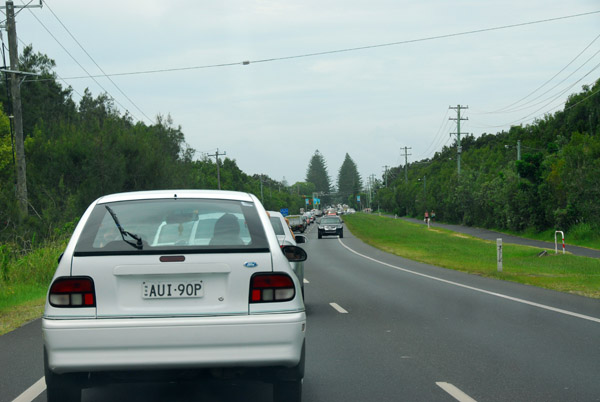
[329,302,348,314]
[436,382,478,402]
[12,377,45,402]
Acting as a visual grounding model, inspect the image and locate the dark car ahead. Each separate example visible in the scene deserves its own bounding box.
[318,215,343,239]
[287,215,305,233]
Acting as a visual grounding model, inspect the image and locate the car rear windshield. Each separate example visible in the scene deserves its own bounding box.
[270,216,285,236]
[74,198,269,255]
[321,217,341,224]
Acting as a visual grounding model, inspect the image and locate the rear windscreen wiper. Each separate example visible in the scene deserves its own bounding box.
[105,205,143,250]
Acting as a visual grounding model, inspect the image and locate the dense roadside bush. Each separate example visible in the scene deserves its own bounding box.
[0,47,306,255]
[374,79,600,240]
[0,237,67,310]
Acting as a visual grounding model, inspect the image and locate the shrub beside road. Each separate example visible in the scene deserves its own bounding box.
[0,239,65,335]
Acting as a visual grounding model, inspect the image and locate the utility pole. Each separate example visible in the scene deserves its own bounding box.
[401,146,411,182]
[206,148,226,190]
[517,140,521,161]
[260,175,264,202]
[382,165,389,187]
[418,175,427,209]
[2,0,42,216]
[5,2,26,215]
[449,105,468,175]
[369,174,376,209]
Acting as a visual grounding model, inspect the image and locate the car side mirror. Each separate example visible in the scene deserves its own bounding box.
[282,245,307,262]
[294,234,307,244]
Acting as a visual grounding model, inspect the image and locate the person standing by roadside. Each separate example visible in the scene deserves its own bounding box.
[431,210,436,222]
[424,210,429,224]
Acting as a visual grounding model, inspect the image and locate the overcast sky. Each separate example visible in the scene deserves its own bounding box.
[6,0,600,186]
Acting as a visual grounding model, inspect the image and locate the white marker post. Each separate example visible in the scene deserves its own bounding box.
[555,231,565,254]
[497,238,503,272]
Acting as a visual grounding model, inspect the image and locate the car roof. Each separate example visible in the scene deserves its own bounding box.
[95,190,255,204]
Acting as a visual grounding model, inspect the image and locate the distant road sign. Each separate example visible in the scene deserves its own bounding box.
[280,208,289,217]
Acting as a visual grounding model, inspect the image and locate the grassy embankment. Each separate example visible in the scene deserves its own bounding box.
[0,240,66,335]
[343,214,600,299]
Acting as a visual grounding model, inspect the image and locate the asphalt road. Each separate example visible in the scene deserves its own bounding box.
[3,222,600,401]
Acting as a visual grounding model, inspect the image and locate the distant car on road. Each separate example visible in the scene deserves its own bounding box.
[318,215,344,239]
[42,190,306,402]
[269,210,307,297]
[287,215,306,233]
[302,211,314,224]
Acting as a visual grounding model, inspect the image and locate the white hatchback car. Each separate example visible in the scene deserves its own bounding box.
[268,211,306,296]
[43,190,307,402]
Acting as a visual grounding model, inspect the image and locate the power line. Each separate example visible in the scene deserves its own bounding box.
[16,36,85,100]
[474,62,600,129]
[0,0,37,22]
[23,4,142,122]
[420,118,457,160]
[477,32,600,114]
[418,108,451,158]
[42,0,153,123]
[32,10,600,81]
[491,48,600,114]
[562,85,600,112]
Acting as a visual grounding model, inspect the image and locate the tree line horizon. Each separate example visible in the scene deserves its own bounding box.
[0,46,598,248]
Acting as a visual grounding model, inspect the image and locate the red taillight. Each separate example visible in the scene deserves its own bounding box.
[49,277,96,308]
[250,273,295,303]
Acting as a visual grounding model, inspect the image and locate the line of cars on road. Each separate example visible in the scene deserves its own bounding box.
[286,209,345,240]
[267,210,306,298]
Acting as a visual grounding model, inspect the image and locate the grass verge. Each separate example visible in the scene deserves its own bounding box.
[344,214,600,299]
[0,239,66,335]
[496,224,600,250]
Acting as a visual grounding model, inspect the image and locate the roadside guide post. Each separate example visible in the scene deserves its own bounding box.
[497,238,503,272]
[555,231,565,254]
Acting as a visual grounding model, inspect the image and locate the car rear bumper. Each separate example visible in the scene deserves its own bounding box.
[43,312,306,374]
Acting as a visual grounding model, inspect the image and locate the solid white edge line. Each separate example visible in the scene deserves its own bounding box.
[337,238,600,324]
[12,377,46,402]
[436,382,478,402]
[330,302,348,314]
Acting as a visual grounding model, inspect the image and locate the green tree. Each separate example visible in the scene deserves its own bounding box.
[306,150,332,203]
[337,153,362,207]
[0,45,76,139]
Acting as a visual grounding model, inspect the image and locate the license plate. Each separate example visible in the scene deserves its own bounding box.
[142,281,204,299]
